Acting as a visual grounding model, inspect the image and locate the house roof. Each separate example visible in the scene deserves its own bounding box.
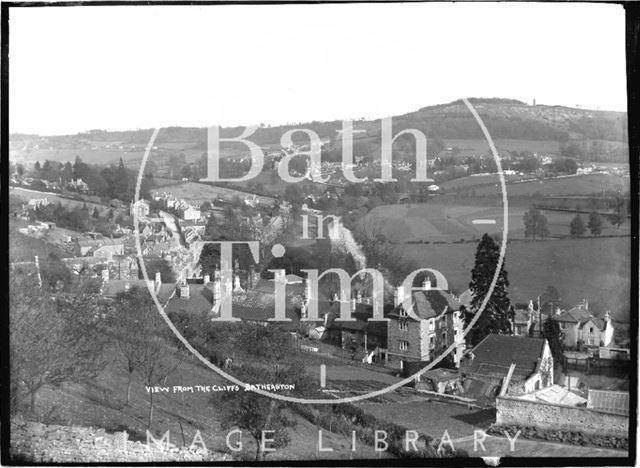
[464,334,546,381]
[76,238,124,247]
[555,305,607,331]
[163,283,300,330]
[102,280,176,304]
[587,390,629,416]
[389,289,461,321]
[326,302,389,337]
[513,309,532,324]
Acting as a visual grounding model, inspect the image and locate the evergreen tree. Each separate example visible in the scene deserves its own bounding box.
[112,158,130,201]
[463,234,513,346]
[92,207,100,219]
[569,214,586,238]
[588,211,602,236]
[541,316,565,370]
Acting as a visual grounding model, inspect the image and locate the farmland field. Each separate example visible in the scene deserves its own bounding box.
[364,202,629,242]
[9,148,147,166]
[10,187,127,214]
[441,138,562,158]
[400,237,631,322]
[442,173,630,197]
[150,181,275,205]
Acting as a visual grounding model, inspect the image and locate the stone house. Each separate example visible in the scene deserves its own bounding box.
[554,300,614,348]
[386,280,466,370]
[74,238,124,258]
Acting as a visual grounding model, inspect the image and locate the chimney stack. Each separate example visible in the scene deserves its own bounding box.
[394,285,405,307]
[179,281,190,298]
[203,274,210,284]
[212,278,221,306]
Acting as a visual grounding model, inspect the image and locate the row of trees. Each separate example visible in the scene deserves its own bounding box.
[28,156,152,203]
[525,206,625,240]
[30,200,128,233]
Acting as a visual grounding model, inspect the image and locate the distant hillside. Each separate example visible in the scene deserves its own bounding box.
[9,98,628,165]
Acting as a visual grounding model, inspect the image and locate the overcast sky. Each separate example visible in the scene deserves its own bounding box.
[9,2,627,135]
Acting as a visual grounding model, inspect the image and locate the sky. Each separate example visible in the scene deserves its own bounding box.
[9,2,628,135]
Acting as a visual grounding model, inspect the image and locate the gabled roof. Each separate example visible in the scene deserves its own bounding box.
[555,306,607,331]
[76,238,124,247]
[513,309,532,324]
[163,283,300,329]
[325,302,390,337]
[389,289,461,321]
[102,280,175,304]
[464,334,546,381]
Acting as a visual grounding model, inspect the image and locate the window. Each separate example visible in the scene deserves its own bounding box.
[442,332,447,347]
[589,327,594,333]
[429,335,435,348]
[398,321,408,332]
[428,319,435,331]
[399,340,409,351]
[399,308,407,318]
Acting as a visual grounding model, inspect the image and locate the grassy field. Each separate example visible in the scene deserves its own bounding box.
[10,221,73,262]
[150,181,275,206]
[400,237,631,322]
[441,139,562,159]
[29,343,387,461]
[364,202,629,242]
[442,173,630,197]
[10,148,148,166]
[10,187,125,213]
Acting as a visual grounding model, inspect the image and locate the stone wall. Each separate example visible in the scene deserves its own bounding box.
[496,396,628,437]
[10,420,229,463]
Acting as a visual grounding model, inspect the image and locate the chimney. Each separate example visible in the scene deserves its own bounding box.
[203,274,211,284]
[394,285,405,307]
[179,282,189,298]
[422,278,432,291]
[274,269,286,283]
[604,310,611,324]
[555,307,561,316]
[304,278,312,301]
[212,278,221,306]
[154,271,162,294]
[233,274,244,293]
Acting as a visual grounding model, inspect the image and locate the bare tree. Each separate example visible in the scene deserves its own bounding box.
[10,267,108,416]
[106,286,175,426]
